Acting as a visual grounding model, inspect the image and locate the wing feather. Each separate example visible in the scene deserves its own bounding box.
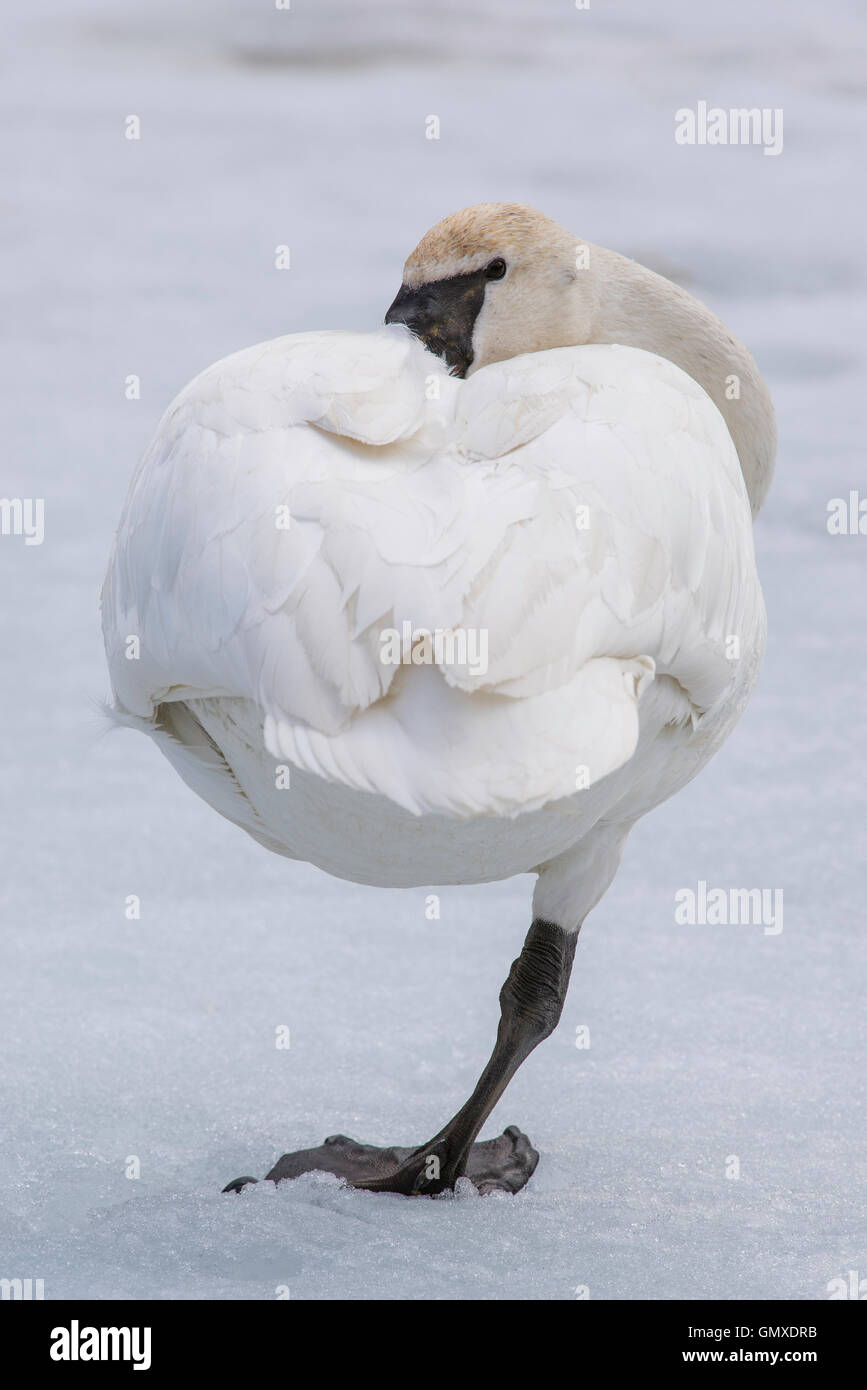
[102,328,763,817]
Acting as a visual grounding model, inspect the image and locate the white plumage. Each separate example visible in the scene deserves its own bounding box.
[102,201,775,1194]
[102,323,764,929]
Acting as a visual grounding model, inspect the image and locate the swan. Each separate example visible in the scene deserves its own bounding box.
[101,203,774,1197]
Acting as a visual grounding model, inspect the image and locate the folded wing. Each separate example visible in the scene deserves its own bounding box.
[102,328,763,818]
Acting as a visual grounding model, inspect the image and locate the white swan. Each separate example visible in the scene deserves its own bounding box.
[101,203,774,1196]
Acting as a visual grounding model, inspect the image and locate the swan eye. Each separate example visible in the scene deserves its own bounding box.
[485,258,507,281]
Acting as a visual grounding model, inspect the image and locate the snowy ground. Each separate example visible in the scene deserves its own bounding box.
[1,0,866,1300]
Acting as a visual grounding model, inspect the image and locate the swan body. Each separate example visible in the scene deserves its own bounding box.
[101,204,773,1194]
[102,326,763,924]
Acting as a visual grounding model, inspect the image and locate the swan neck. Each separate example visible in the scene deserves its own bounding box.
[588,248,776,516]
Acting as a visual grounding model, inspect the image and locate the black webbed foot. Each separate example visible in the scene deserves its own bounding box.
[222,1125,538,1197]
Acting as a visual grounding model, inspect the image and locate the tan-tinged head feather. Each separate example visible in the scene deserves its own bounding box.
[403,203,575,286]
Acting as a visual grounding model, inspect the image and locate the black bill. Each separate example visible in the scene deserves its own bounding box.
[385,269,488,377]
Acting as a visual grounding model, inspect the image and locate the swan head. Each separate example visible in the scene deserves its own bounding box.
[387,201,776,517]
[385,203,593,377]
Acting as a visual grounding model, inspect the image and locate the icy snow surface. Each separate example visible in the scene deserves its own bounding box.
[1,0,865,1299]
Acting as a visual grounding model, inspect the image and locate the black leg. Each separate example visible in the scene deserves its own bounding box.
[225,918,579,1197]
[355,917,578,1194]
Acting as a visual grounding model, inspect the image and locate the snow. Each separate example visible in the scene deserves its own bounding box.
[1,0,866,1300]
